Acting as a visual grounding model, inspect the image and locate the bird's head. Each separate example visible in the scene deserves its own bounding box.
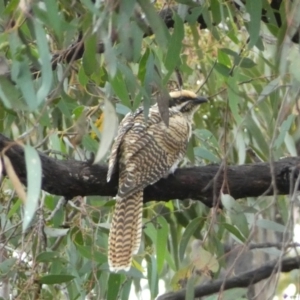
[169,90,208,117]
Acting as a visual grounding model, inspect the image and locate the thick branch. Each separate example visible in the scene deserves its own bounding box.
[157,256,300,300]
[0,133,298,207]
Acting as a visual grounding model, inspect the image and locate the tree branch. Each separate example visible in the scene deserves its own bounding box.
[157,256,300,300]
[0,133,298,206]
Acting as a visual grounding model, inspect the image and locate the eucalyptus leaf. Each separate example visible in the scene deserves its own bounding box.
[156,216,169,274]
[34,19,53,106]
[246,0,262,48]
[44,227,69,237]
[39,274,75,284]
[179,216,203,261]
[23,145,42,232]
[94,99,118,163]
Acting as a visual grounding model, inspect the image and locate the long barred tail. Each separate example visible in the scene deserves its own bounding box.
[108,191,143,272]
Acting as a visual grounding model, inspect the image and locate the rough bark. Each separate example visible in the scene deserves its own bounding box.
[0,133,298,207]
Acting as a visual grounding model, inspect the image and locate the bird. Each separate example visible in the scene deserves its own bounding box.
[106,89,208,272]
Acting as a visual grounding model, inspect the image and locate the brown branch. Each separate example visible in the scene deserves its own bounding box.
[157,256,300,300]
[0,133,298,207]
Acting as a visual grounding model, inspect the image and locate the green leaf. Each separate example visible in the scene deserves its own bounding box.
[107,273,122,300]
[104,37,117,77]
[274,115,295,150]
[238,57,256,68]
[194,129,219,148]
[0,75,21,109]
[229,212,249,238]
[23,145,42,232]
[9,31,39,111]
[156,216,169,274]
[215,62,231,77]
[34,19,53,106]
[121,278,132,300]
[116,103,131,116]
[256,219,286,232]
[82,134,99,153]
[76,244,107,264]
[110,69,131,108]
[78,65,89,86]
[44,227,69,237]
[94,99,118,163]
[138,48,150,82]
[0,258,17,274]
[220,48,239,58]
[43,0,62,41]
[257,76,280,102]
[36,251,61,263]
[245,116,269,157]
[186,6,205,24]
[137,0,169,49]
[217,49,231,67]
[185,274,196,300]
[194,147,219,163]
[7,198,21,218]
[144,222,157,244]
[222,223,246,243]
[147,254,158,298]
[284,133,297,156]
[165,13,184,71]
[246,0,262,48]
[227,75,242,124]
[39,274,75,284]
[211,0,221,25]
[221,193,243,213]
[179,216,202,261]
[83,33,97,76]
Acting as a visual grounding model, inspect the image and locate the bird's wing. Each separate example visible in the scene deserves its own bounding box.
[118,110,190,199]
[107,107,143,182]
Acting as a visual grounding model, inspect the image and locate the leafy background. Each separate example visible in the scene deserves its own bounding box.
[0,0,300,299]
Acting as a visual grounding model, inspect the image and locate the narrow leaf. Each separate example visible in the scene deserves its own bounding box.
[227,75,242,124]
[94,99,118,163]
[9,32,37,111]
[257,76,280,102]
[256,219,286,232]
[137,0,169,49]
[222,223,246,243]
[246,0,262,48]
[165,13,184,71]
[44,227,69,237]
[185,274,196,300]
[36,251,61,263]
[23,145,42,231]
[34,19,53,106]
[274,115,295,150]
[39,274,75,284]
[194,147,219,163]
[107,273,122,300]
[179,216,202,261]
[156,216,169,274]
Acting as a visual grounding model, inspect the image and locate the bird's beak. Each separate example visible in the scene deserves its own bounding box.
[194,96,208,104]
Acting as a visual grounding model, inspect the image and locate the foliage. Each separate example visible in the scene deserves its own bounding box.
[0,0,300,299]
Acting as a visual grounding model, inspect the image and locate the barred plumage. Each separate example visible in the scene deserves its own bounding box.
[107,90,207,272]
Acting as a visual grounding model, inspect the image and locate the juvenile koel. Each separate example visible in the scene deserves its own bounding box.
[107,90,207,272]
